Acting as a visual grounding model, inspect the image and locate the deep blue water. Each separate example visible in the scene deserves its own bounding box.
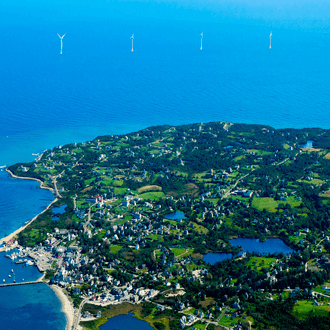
[99,313,154,330]
[1,0,330,329]
[164,211,186,220]
[204,238,294,264]
[0,283,66,330]
[0,249,42,284]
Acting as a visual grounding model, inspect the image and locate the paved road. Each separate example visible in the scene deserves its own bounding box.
[73,297,89,330]
[83,203,97,233]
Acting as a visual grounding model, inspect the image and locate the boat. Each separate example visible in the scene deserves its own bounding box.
[11,269,14,273]
[15,260,25,264]
[8,275,11,278]
[3,279,5,283]
[26,260,34,266]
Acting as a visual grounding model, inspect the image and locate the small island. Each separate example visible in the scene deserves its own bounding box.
[3,121,330,330]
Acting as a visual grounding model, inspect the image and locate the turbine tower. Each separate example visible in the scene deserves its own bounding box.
[269,31,272,49]
[200,32,203,50]
[57,34,66,54]
[131,34,134,52]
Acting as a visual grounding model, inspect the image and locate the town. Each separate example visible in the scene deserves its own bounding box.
[5,121,330,330]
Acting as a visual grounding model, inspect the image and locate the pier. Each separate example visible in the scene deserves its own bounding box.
[0,280,43,287]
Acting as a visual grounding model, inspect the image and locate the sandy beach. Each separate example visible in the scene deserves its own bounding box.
[0,169,57,246]
[50,285,75,330]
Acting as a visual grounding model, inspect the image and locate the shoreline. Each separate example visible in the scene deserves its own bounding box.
[50,284,75,330]
[0,169,57,245]
[5,168,55,194]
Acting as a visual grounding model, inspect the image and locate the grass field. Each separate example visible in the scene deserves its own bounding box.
[300,178,324,185]
[313,283,330,295]
[187,323,206,330]
[139,191,165,200]
[252,196,301,212]
[218,314,253,328]
[101,179,123,186]
[110,245,122,253]
[114,187,129,195]
[191,223,209,234]
[97,229,106,238]
[171,248,186,257]
[171,248,194,258]
[292,300,330,320]
[246,257,277,273]
[252,197,278,212]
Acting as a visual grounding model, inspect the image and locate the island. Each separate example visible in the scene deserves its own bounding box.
[3,121,330,330]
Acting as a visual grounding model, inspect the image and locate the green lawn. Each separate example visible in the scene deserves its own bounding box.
[191,223,209,234]
[187,324,206,330]
[246,257,277,273]
[110,245,122,253]
[101,179,123,186]
[300,178,324,185]
[252,196,301,212]
[84,178,95,185]
[171,248,185,256]
[252,197,278,212]
[314,283,330,295]
[218,313,253,328]
[114,187,129,195]
[139,191,165,200]
[205,198,220,205]
[292,300,330,320]
[97,229,106,238]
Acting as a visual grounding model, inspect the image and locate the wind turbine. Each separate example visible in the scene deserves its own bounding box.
[200,32,203,50]
[269,31,272,49]
[57,34,66,54]
[131,34,134,52]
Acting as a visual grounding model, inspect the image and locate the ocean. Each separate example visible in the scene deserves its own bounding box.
[1,0,330,329]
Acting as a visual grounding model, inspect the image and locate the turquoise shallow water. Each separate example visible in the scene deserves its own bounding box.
[1,0,330,329]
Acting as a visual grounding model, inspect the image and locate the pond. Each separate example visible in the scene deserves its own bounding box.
[204,238,294,265]
[300,140,313,148]
[99,313,154,330]
[164,211,186,220]
[51,204,67,214]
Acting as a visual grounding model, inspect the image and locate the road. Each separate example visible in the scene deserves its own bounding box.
[221,172,253,200]
[221,155,293,200]
[83,203,97,233]
[73,297,89,330]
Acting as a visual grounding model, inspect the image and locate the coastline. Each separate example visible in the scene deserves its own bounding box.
[0,169,57,245]
[50,284,75,330]
[5,167,55,194]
